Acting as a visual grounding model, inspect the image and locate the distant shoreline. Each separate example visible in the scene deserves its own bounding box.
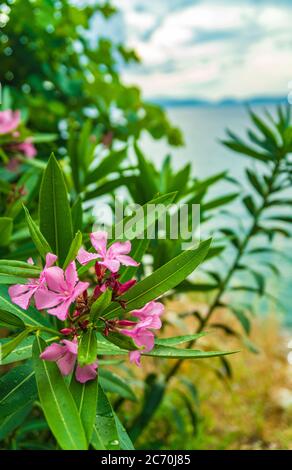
[149,96,287,108]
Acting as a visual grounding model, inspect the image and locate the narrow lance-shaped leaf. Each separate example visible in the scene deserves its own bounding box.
[0,285,50,327]
[99,369,136,402]
[70,376,98,444]
[0,335,59,365]
[0,259,41,278]
[63,230,82,269]
[91,385,120,450]
[39,153,73,265]
[0,404,32,441]
[0,217,13,246]
[114,414,135,450]
[23,205,52,260]
[78,329,98,366]
[145,344,238,359]
[90,289,112,323]
[155,332,208,347]
[0,362,37,419]
[0,329,31,362]
[104,238,211,319]
[0,309,26,329]
[32,336,87,450]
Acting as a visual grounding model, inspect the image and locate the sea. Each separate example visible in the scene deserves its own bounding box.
[141,104,292,325]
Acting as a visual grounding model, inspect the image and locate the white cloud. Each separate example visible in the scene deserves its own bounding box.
[112,0,292,100]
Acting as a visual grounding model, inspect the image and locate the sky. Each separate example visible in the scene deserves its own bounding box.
[94,0,292,101]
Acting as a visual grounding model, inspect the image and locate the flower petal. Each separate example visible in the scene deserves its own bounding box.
[115,254,139,267]
[9,287,36,310]
[90,231,108,256]
[71,281,90,300]
[47,298,72,321]
[57,351,76,376]
[129,350,141,367]
[65,261,78,290]
[61,338,78,355]
[45,253,58,269]
[108,240,131,256]
[77,247,99,265]
[75,361,98,383]
[34,288,62,310]
[100,258,120,273]
[40,343,65,361]
[45,266,67,292]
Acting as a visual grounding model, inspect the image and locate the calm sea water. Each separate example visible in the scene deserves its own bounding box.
[142,105,292,324]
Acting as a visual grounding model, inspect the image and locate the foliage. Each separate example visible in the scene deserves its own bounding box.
[0,154,233,450]
[120,107,292,443]
[0,0,183,147]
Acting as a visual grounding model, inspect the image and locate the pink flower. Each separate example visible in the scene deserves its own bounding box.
[131,301,164,329]
[14,139,37,158]
[8,253,57,310]
[40,338,98,383]
[35,261,89,321]
[0,110,20,135]
[120,301,164,366]
[77,231,139,273]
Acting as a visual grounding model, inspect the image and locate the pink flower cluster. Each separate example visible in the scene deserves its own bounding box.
[0,110,37,165]
[8,231,164,382]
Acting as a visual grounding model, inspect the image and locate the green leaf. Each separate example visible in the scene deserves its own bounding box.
[243,195,257,215]
[63,230,82,269]
[95,333,128,356]
[245,169,266,196]
[78,329,98,366]
[0,259,41,278]
[155,332,208,347]
[85,148,127,185]
[222,136,271,162]
[114,414,135,450]
[106,332,138,351]
[71,197,83,233]
[176,280,218,292]
[0,309,26,329]
[0,274,28,285]
[0,335,59,365]
[104,239,211,319]
[0,330,31,362]
[90,289,112,322]
[0,217,13,246]
[203,193,238,211]
[0,362,37,419]
[23,206,52,260]
[249,109,278,147]
[91,385,120,450]
[70,376,98,444]
[99,369,137,401]
[39,153,73,265]
[145,345,237,359]
[230,308,251,334]
[0,285,50,327]
[134,143,159,200]
[0,404,32,441]
[32,336,87,450]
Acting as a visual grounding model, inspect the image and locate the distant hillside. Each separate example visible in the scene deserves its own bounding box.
[150,95,287,108]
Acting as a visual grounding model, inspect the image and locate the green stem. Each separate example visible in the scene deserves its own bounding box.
[30,325,60,337]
